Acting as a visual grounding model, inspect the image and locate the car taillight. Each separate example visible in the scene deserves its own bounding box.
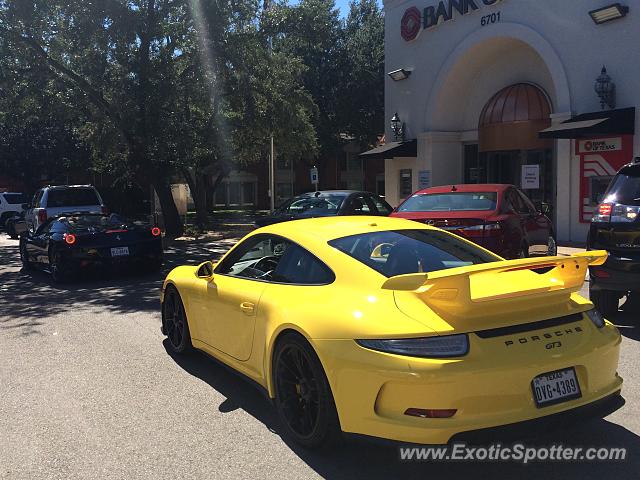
[460,222,501,237]
[592,203,613,222]
[37,209,47,223]
[151,227,161,237]
[64,233,76,245]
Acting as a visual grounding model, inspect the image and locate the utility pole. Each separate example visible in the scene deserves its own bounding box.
[265,0,275,211]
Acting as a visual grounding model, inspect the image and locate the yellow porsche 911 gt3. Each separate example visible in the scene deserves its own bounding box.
[160,216,623,448]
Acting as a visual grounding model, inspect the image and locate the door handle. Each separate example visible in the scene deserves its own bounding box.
[239,302,255,315]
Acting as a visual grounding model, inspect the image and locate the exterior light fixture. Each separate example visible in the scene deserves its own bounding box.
[388,68,412,81]
[594,66,616,110]
[391,112,405,141]
[589,3,629,24]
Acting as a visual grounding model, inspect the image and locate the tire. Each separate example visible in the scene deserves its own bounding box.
[8,222,17,239]
[48,247,69,283]
[547,235,557,256]
[19,239,31,270]
[518,243,529,259]
[273,333,341,449]
[590,288,620,317]
[162,286,193,354]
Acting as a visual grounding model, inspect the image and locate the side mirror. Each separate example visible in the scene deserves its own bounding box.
[196,261,215,278]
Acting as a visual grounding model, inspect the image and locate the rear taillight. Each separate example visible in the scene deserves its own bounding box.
[151,227,161,237]
[64,233,76,245]
[460,222,501,237]
[37,209,47,223]
[592,203,613,222]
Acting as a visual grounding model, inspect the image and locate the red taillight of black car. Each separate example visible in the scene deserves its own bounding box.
[64,233,76,245]
[151,227,161,237]
[37,209,47,224]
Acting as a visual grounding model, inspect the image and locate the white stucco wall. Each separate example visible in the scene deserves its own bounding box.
[383,0,640,243]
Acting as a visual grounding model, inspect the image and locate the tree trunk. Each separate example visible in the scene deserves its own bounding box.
[153,179,183,238]
[181,168,207,231]
[204,174,215,212]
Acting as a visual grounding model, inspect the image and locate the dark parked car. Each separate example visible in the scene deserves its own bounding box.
[19,213,163,282]
[255,190,393,227]
[390,184,556,259]
[588,158,640,316]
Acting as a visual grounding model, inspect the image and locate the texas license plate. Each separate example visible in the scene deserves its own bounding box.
[110,246,130,257]
[532,367,581,407]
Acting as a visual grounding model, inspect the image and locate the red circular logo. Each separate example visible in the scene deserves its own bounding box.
[401,7,422,42]
[584,141,593,151]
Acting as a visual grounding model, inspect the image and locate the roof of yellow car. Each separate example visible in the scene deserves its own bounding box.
[257,215,430,241]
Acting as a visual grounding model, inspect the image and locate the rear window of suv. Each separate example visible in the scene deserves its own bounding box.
[607,165,640,206]
[46,188,101,208]
[1,193,26,204]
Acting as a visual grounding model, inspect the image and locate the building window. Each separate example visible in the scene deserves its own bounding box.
[399,169,413,197]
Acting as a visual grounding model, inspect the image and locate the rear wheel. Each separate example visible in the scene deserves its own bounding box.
[162,286,192,354]
[48,247,69,283]
[273,333,341,449]
[590,287,620,317]
[19,239,31,270]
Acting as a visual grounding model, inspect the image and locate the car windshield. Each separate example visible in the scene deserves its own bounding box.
[2,193,26,204]
[606,166,640,206]
[47,188,100,207]
[278,194,347,215]
[398,192,498,212]
[328,229,498,277]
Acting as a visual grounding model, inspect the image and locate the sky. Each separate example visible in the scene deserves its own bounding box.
[290,0,383,18]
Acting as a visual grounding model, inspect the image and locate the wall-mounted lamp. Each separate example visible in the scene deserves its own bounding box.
[388,68,412,81]
[594,66,616,109]
[391,112,405,141]
[589,3,629,24]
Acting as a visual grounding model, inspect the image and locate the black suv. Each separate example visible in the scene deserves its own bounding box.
[588,158,640,315]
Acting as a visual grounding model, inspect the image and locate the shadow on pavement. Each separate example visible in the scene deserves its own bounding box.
[166,341,640,480]
[0,236,239,335]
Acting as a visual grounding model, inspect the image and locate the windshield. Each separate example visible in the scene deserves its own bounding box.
[329,229,498,277]
[278,194,347,215]
[398,192,498,212]
[2,193,26,204]
[47,188,101,207]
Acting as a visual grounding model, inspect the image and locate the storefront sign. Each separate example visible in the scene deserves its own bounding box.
[521,165,540,190]
[418,170,432,189]
[578,135,633,223]
[401,0,504,41]
[578,137,622,153]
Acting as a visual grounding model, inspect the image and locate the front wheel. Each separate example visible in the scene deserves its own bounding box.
[590,287,620,317]
[162,286,192,354]
[48,247,69,283]
[273,334,341,449]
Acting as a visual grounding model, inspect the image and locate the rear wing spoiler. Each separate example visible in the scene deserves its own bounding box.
[381,251,607,317]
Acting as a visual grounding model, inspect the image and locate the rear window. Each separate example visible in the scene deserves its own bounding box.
[328,229,497,278]
[606,165,640,206]
[1,193,26,204]
[46,188,100,208]
[278,194,347,215]
[397,192,498,212]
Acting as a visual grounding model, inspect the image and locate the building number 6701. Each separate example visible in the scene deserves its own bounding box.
[481,11,501,26]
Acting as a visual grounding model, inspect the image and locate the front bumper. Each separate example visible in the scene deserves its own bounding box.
[313,317,622,444]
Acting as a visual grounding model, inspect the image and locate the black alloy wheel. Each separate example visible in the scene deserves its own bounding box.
[162,287,192,354]
[48,247,68,283]
[19,240,31,270]
[273,334,341,448]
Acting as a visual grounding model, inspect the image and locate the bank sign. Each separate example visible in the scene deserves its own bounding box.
[401,0,503,42]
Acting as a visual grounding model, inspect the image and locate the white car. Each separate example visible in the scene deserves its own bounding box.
[25,185,107,232]
[0,192,27,229]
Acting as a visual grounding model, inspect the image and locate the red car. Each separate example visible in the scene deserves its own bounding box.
[391,184,556,259]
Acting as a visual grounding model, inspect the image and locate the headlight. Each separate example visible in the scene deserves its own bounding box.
[356,334,469,358]
[586,308,605,328]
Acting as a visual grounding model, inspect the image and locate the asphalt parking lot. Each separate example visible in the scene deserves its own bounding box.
[1,232,639,479]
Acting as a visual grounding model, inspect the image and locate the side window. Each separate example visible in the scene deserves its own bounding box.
[272,244,334,285]
[215,234,291,280]
[369,195,393,215]
[33,190,43,208]
[349,195,372,215]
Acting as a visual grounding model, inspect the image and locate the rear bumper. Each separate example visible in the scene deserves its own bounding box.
[63,240,163,268]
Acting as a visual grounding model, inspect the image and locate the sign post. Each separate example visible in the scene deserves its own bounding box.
[310,166,319,192]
